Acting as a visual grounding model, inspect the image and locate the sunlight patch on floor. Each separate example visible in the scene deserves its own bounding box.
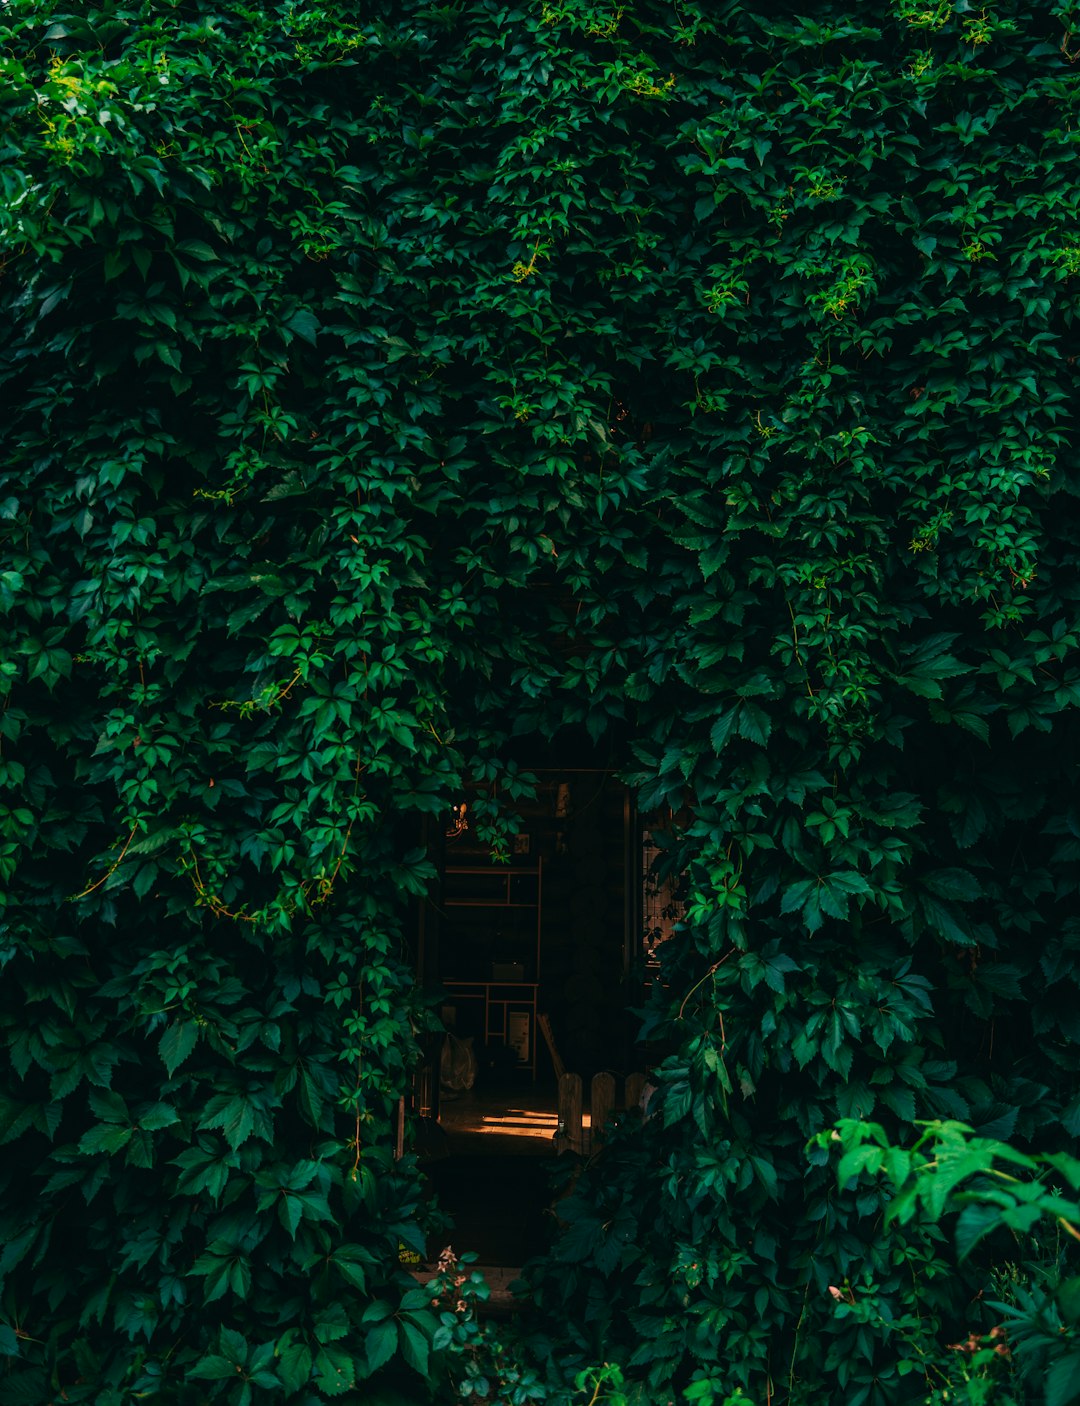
[439,1089,587,1145]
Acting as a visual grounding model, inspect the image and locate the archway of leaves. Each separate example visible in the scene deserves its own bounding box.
[2,2,1079,1403]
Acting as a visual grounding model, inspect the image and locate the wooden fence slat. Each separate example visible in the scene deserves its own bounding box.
[553,1071,650,1154]
[554,1072,583,1155]
[590,1072,616,1153]
[623,1072,645,1113]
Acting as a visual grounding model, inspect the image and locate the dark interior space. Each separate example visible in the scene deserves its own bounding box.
[419,1088,562,1265]
[414,769,635,1266]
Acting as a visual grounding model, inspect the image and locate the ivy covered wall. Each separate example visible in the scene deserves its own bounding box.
[2,1,1079,1402]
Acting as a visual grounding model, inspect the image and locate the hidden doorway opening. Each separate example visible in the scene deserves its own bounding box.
[413,769,638,1268]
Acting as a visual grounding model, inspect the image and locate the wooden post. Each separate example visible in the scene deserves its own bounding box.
[590,1072,616,1153]
[623,1072,645,1114]
[394,1096,406,1161]
[554,1072,582,1155]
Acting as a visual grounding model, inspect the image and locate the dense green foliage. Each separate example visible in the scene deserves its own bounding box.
[822,1121,1080,1406]
[2,0,1080,1402]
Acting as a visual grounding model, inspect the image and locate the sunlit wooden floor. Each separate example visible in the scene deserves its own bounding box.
[439,1085,583,1155]
[419,1084,595,1266]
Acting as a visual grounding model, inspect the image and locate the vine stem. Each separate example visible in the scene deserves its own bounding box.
[314,754,367,904]
[788,1276,811,1396]
[787,596,815,697]
[70,824,138,900]
[677,948,734,1021]
[352,978,365,1172]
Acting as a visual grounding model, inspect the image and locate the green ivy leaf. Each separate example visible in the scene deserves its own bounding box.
[364,1318,398,1375]
[159,1020,198,1076]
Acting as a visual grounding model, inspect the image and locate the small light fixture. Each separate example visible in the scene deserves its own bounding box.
[445,800,469,840]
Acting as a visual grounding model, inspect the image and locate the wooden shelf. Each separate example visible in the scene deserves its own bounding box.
[443,981,539,1077]
[445,865,540,875]
[439,860,543,1078]
[444,900,538,908]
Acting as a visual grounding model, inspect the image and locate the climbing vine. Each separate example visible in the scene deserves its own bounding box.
[1,1,1079,1402]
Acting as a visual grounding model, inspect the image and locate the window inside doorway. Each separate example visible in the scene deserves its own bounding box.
[431,770,633,1092]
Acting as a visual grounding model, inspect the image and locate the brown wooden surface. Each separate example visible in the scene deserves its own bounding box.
[537,1011,565,1082]
[590,1072,616,1151]
[554,1072,583,1155]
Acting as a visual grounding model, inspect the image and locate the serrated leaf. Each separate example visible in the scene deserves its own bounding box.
[953,1200,1003,1261]
[131,861,158,900]
[78,1124,133,1155]
[89,1089,128,1123]
[364,1318,398,1375]
[284,307,320,345]
[314,1344,355,1397]
[220,1327,248,1364]
[188,1354,238,1381]
[919,892,974,945]
[923,868,981,902]
[1057,1276,1080,1324]
[736,700,771,746]
[837,1144,884,1186]
[137,1101,179,1132]
[709,706,738,753]
[0,1368,50,1405]
[1047,1350,1080,1406]
[159,1020,198,1076]
[398,1319,429,1377]
[201,1094,257,1150]
[331,1243,372,1291]
[276,1341,313,1394]
[313,1304,349,1344]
